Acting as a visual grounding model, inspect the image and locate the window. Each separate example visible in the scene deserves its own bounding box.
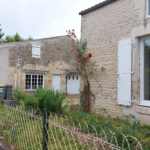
[146,0,150,18]
[140,37,150,106]
[25,74,44,90]
[32,45,40,58]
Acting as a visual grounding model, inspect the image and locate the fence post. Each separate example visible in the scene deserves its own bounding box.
[43,108,49,150]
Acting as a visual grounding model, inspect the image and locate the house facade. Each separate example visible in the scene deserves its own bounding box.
[0,36,80,103]
[79,0,150,124]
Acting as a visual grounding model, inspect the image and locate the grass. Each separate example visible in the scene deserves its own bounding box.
[11,89,150,149]
[0,104,91,150]
[63,106,150,149]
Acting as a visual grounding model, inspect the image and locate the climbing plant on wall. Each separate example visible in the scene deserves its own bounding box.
[57,29,104,112]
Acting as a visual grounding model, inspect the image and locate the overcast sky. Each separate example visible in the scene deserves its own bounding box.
[0,0,104,40]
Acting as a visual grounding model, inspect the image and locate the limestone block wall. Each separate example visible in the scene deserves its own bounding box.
[81,0,150,122]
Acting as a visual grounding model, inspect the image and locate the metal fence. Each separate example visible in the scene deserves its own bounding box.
[0,102,149,150]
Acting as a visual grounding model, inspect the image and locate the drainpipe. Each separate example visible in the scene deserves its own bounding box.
[15,73,17,88]
[19,73,21,90]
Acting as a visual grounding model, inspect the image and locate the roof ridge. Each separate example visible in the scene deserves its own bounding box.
[0,35,66,45]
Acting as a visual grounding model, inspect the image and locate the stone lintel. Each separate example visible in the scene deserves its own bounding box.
[22,69,49,74]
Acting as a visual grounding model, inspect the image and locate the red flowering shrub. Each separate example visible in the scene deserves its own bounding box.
[83,59,87,62]
[75,47,79,50]
[57,29,98,112]
[88,53,92,58]
[57,29,94,75]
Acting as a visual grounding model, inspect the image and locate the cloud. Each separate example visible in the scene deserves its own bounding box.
[0,0,104,39]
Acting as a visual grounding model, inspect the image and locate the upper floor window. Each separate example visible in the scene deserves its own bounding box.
[32,45,40,58]
[146,0,150,18]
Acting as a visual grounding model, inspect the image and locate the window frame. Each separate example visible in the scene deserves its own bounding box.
[25,74,44,91]
[146,0,150,18]
[140,36,150,106]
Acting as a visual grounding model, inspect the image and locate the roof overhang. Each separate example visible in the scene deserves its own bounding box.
[79,0,116,15]
[64,70,79,75]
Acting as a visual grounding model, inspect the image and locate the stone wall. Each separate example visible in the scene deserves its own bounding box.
[0,36,78,96]
[81,0,150,123]
[0,45,9,85]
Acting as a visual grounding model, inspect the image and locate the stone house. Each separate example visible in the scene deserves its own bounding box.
[0,36,80,103]
[79,0,150,124]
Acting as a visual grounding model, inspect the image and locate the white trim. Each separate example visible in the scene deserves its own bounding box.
[146,0,150,18]
[15,73,17,88]
[140,36,150,106]
[19,73,21,90]
[25,74,44,91]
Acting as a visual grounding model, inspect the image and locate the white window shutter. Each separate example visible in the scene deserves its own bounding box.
[32,45,40,58]
[118,38,132,106]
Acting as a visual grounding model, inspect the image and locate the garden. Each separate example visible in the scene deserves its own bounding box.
[11,87,150,149]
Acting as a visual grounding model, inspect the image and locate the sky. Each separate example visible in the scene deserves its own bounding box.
[0,0,104,40]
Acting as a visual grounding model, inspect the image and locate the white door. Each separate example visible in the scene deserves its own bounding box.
[67,75,80,94]
[52,75,61,92]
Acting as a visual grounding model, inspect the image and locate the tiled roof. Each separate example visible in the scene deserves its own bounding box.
[79,0,116,15]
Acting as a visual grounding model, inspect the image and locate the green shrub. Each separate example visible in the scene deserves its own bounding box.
[14,88,66,114]
[14,88,26,104]
[43,90,66,114]
[24,95,39,108]
[34,88,66,114]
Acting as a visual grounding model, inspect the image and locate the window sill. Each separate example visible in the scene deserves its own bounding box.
[146,15,150,19]
[67,93,80,95]
[139,102,150,107]
[136,105,150,115]
[25,90,36,92]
